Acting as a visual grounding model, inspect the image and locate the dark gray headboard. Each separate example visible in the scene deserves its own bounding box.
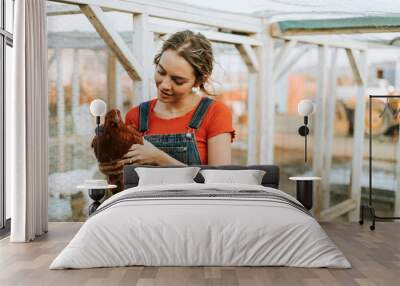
[123,165,280,189]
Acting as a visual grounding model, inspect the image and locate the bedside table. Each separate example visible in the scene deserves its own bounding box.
[289,176,321,210]
[77,184,117,215]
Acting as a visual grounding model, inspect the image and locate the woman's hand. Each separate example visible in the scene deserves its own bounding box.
[124,139,163,165]
[98,139,185,175]
[97,140,160,175]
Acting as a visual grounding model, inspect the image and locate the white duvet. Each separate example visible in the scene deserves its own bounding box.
[50,183,351,269]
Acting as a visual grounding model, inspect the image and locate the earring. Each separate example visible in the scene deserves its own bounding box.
[191,86,200,95]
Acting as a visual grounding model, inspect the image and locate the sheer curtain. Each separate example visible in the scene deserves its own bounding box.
[7,0,48,242]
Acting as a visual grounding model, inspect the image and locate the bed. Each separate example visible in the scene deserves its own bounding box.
[49,165,351,269]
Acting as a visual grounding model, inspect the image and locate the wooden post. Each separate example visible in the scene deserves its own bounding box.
[132,13,152,105]
[71,49,80,169]
[235,43,259,165]
[150,34,164,100]
[247,73,257,164]
[349,49,367,222]
[259,21,275,164]
[55,49,65,172]
[115,62,123,112]
[72,49,80,117]
[313,45,328,218]
[321,48,338,210]
[107,50,116,109]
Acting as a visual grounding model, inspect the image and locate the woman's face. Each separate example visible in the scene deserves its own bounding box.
[154,49,197,104]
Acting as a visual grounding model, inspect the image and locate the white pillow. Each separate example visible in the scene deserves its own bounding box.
[135,167,200,186]
[200,169,266,185]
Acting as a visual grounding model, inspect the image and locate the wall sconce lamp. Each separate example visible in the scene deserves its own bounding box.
[90,99,107,136]
[90,99,107,159]
[297,99,315,163]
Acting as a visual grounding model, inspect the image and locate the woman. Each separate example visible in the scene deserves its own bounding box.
[117,30,234,166]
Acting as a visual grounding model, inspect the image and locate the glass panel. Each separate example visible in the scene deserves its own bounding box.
[367,95,399,218]
[48,10,108,222]
[5,44,12,219]
[327,49,354,221]
[212,43,248,165]
[274,47,318,199]
[5,0,13,33]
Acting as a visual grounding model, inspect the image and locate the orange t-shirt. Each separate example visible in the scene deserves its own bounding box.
[125,97,235,165]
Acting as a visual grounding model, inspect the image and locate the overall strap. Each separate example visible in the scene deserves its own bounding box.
[189,97,214,129]
[138,101,151,132]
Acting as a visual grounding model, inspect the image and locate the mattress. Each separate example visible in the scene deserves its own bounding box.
[50,183,351,269]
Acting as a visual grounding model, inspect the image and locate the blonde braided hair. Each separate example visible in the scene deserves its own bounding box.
[154,30,214,95]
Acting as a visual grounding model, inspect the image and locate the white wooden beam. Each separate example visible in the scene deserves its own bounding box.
[288,35,396,50]
[71,49,80,169]
[345,48,365,85]
[259,22,275,164]
[313,45,329,218]
[107,51,117,109]
[273,39,297,72]
[47,4,83,16]
[151,35,164,99]
[80,4,144,81]
[115,62,124,112]
[50,0,262,34]
[247,73,257,165]
[71,49,80,129]
[349,50,367,222]
[272,34,371,50]
[47,28,261,50]
[236,40,259,165]
[320,199,357,222]
[132,13,153,104]
[48,31,121,49]
[270,21,400,37]
[321,48,338,210]
[47,3,116,16]
[149,24,262,46]
[274,46,310,82]
[235,44,259,73]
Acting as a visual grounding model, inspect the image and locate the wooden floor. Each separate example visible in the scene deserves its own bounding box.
[0,222,399,286]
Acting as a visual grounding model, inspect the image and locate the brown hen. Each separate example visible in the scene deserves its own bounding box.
[91,109,143,194]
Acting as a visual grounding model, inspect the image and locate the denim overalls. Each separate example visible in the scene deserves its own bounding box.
[138,97,214,165]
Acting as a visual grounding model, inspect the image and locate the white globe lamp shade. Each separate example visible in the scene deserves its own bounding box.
[90,99,107,117]
[298,100,315,116]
